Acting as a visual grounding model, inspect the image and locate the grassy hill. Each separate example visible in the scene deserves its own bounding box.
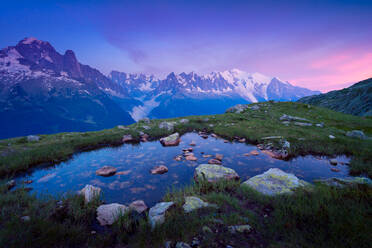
[298,78,372,116]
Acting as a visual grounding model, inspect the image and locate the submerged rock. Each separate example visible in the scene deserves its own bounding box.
[242,168,309,195]
[79,184,101,203]
[183,196,215,213]
[208,158,222,165]
[314,177,372,188]
[96,166,117,177]
[228,224,252,234]
[150,165,168,175]
[160,133,181,146]
[194,164,239,183]
[129,200,148,214]
[148,202,174,228]
[27,135,40,142]
[96,203,128,226]
[346,130,366,139]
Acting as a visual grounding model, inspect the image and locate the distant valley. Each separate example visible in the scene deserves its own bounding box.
[0,38,320,138]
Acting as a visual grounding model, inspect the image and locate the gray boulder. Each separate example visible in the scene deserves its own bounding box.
[279,114,309,122]
[79,184,101,203]
[129,200,148,213]
[242,168,309,195]
[225,104,249,114]
[148,202,174,228]
[183,196,215,213]
[346,130,366,139]
[194,164,239,183]
[159,121,176,131]
[96,166,117,177]
[96,203,128,225]
[160,133,181,146]
[27,135,40,142]
[228,224,252,234]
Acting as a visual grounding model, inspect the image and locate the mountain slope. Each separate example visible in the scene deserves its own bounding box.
[0,38,134,139]
[298,78,372,116]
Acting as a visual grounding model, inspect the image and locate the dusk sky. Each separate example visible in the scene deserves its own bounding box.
[1,0,371,92]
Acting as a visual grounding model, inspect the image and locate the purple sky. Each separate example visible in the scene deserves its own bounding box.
[1,0,371,92]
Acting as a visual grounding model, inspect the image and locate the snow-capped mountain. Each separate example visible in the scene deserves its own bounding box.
[110,69,320,120]
[0,37,319,138]
[0,37,134,139]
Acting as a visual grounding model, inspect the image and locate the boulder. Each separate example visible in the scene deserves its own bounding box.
[215,154,223,161]
[148,202,174,228]
[250,150,259,156]
[96,203,128,226]
[150,165,168,175]
[79,184,101,203]
[242,168,309,195]
[194,164,240,183]
[316,123,324,128]
[314,177,372,188]
[179,118,189,124]
[122,134,134,143]
[225,104,249,114]
[129,200,148,213]
[346,130,366,139]
[228,224,252,234]
[176,242,191,248]
[250,105,260,110]
[160,133,181,146]
[238,138,246,143]
[139,117,150,124]
[183,196,215,213]
[294,122,313,127]
[96,166,117,177]
[329,135,335,139]
[329,159,338,165]
[27,135,40,142]
[279,114,309,122]
[159,121,176,131]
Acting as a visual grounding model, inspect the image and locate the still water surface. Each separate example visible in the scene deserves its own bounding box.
[16,133,350,206]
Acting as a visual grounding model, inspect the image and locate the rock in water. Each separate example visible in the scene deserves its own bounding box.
[183,196,214,213]
[150,165,168,174]
[346,130,366,139]
[129,200,148,213]
[96,203,128,225]
[96,166,117,177]
[148,202,174,228]
[242,168,309,195]
[208,158,222,165]
[194,164,239,183]
[79,184,101,203]
[122,134,134,142]
[329,159,338,165]
[160,133,181,146]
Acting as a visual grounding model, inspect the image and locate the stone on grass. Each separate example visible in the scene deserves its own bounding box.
[314,177,372,188]
[117,125,128,130]
[346,130,366,139]
[150,165,168,175]
[96,166,117,177]
[194,164,239,183]
[294,122,313,127]
[148,202,174,228]
[279,114,309,122]
[21,216,31,222]
[122,134,134,143]
[179,118,189,124]
[27,135,40,142]
[316,123,324,128]
[160,133,181,146]
[139,117,150,124]
[228,224,252,234]
[176,242,191,248]
[96,203,128,226]
[79,184,101,203]
[225,104,249,114]
[242,168,309,196]
[183,196,214,213]
[329,135,335,139]
[159,121,176,131]
[129,200,148,213]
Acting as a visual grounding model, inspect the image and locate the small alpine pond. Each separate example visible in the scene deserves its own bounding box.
[15,133,350,206]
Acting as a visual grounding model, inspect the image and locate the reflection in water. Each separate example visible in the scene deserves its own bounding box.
[16,133,350,206]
